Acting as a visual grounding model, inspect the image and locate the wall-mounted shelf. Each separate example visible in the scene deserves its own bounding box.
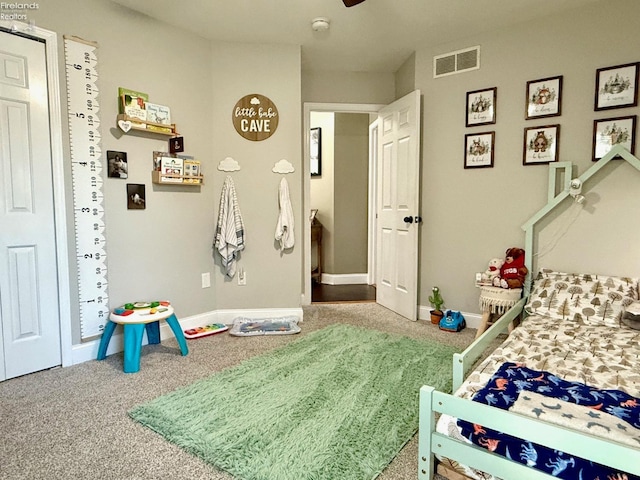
[151,170,204,187]
[152,170,204,185]
[117,114,178,137]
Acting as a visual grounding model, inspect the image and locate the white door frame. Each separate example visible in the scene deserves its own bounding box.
[1,21,72,367]
[302,102,383,305]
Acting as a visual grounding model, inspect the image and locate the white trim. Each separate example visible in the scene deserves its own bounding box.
[0,22,73,368]
[320,273,368,285]
[71,307,304,366]
[367,119,379,286]
[303,102,384,306]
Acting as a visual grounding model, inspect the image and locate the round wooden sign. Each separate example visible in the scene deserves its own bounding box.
[232,94,279,141]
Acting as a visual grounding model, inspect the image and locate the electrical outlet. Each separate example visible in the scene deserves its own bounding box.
[201,272,211,288]
[238,269,246,286]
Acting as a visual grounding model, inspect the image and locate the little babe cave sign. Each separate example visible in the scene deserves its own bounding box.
[233,94,279,141]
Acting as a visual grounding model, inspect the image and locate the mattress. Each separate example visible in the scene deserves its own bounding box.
[436,313,640,480]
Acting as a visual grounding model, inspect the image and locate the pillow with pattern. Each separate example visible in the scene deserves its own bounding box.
[525,269,639,327]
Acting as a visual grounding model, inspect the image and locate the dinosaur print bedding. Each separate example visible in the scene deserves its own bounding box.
[436,312,640,480]
[458,362,640,480]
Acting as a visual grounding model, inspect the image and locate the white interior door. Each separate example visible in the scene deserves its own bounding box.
[0,31,62,380]
[375,90,421,320]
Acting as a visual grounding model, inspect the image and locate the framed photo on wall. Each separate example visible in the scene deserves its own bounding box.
[464,131,495,169]
[465,87,496,127]
[594,62,639,111]
[127,184,146,210]
[523,125,560,165]
[107,150,128,178]
[310,127,321,176]
[525,76,562,119]
[592,115,636,161]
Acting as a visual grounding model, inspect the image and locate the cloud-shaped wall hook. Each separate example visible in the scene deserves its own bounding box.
[272,159,295,174]
[218,156,241,172]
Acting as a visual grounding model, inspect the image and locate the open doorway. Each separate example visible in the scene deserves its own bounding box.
[303,103,383,305]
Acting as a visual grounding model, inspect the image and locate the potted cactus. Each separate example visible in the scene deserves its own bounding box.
[428,286,445,324]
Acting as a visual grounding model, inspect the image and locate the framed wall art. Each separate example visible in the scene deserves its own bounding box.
[523,125,560,165]
[464,131,494,169]
[594,62,639,111]
[592,115,636,161]
[525,76,562,119]
[465,87,496,127]
[127,184,146,210]
[107,150,128,179]
[310,127,322,176]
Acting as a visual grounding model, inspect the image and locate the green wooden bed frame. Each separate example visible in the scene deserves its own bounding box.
[418,145,640,480]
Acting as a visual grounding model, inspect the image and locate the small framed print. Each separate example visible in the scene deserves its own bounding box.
[595,62,639,111]
[107,150,128,179]
[127,184,146,210]
[310,127,322,176]
[525,76,562,119]
[464,132,494,169]
[169,136,184,153]
[466,87,496,127]
[523,125,560,165]
[592,115,636,161]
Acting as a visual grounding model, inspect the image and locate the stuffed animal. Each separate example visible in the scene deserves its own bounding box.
[480,258,504,285]
[493,247,528,289]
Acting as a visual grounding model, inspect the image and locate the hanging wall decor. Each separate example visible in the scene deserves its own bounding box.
[232,93,279,141]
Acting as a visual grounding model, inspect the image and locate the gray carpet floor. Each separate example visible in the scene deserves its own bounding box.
[1,303,497,480]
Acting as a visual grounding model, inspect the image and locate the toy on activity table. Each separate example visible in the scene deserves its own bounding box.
[113,300,170,316]
[184,323,229,339]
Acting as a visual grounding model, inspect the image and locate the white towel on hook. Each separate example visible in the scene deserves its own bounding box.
[214,176,245,277]
[275,177,295,251]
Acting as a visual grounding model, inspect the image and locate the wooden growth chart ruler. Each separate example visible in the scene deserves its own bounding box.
[64,35,110,339]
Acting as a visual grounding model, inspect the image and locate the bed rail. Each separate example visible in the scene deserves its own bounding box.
[453,297,526,391]
[418,386,640,480]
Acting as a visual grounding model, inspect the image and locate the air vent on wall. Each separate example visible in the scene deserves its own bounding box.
[433,46,480,78]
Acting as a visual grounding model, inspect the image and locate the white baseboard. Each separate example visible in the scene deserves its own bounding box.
[418,305,482,329]
[320,273,368,285]
[72,307,304,367]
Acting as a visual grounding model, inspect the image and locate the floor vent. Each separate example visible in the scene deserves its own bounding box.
[433,46,480,78]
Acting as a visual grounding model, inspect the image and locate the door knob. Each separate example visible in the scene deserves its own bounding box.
[403,216,414,223]
[415,216,422,223]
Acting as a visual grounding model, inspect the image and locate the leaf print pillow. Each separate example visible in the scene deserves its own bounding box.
[525,269,639,327]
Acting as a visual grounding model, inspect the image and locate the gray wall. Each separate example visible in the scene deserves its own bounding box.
[31,0,640,347]
[210,42,302,309]
[333,113,369,274]
[310,113,370,276]
[34,0,301,345]
[34,0,214,343]
[414,0,640,314]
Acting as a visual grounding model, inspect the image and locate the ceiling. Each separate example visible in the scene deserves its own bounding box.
[111,0,601,73]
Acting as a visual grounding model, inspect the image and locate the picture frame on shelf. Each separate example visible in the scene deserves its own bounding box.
[127,184,146,210]
[465,87,496,127]
[594,62,639,111]
[523,125,560,165]
[592,115,636,161]
[464,131,495,169]
[525,76,562,119]
[310,127,322,176]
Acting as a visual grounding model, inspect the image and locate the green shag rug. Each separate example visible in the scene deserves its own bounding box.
[129,323,458,480]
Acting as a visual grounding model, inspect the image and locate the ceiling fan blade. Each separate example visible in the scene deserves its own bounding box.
[343,0,366,7]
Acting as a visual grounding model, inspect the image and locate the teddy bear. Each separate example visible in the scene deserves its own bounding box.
[480,257,504,285]
[492,247,528,289]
